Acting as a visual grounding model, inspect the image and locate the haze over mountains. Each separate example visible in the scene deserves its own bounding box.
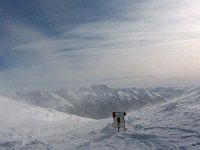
[1,84,188,119]
[0,85,200,149]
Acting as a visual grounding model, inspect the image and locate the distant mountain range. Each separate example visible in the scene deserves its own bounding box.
[1,85,200,149]
[1,84,189,119]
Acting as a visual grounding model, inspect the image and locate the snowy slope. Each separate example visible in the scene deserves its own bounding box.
[0,96,93,150]
[53,87,200,150]
[1,87,200,150]
[0,95,91,123]
[1,91,75,114]
[1,85,187,119]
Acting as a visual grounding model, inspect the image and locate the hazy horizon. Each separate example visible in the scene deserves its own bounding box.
[0,0,200,90]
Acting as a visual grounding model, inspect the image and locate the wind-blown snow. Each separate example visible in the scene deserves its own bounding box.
[1,85,187,119]
[49,92,74,107]
[1,86,200,150]
[0,95,92,124]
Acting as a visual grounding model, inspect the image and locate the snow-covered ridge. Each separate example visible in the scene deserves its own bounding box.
[0,95,94,150]
[1,85,187,119]
[0,86,200,149]
[0,95,92,123]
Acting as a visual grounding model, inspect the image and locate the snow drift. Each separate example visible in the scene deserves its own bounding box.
[1,85,200,150]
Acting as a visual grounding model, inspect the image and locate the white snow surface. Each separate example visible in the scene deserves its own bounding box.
[1,85,187,119]
[49,92,74,107]
[0,87,200,150]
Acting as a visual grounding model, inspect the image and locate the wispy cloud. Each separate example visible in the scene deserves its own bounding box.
[0,0,200,90]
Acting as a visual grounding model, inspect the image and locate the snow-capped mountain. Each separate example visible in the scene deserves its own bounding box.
[73,86,200,150]
[0,86,200,150]
[1,85,187,119]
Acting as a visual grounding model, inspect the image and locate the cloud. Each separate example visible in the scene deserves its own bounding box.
[0,0,200,90]
[4,22,45,40]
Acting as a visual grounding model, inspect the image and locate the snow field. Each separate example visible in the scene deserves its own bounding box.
[0,87,200,149]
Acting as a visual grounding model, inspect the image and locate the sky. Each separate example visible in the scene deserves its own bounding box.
[0,0,200,90]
